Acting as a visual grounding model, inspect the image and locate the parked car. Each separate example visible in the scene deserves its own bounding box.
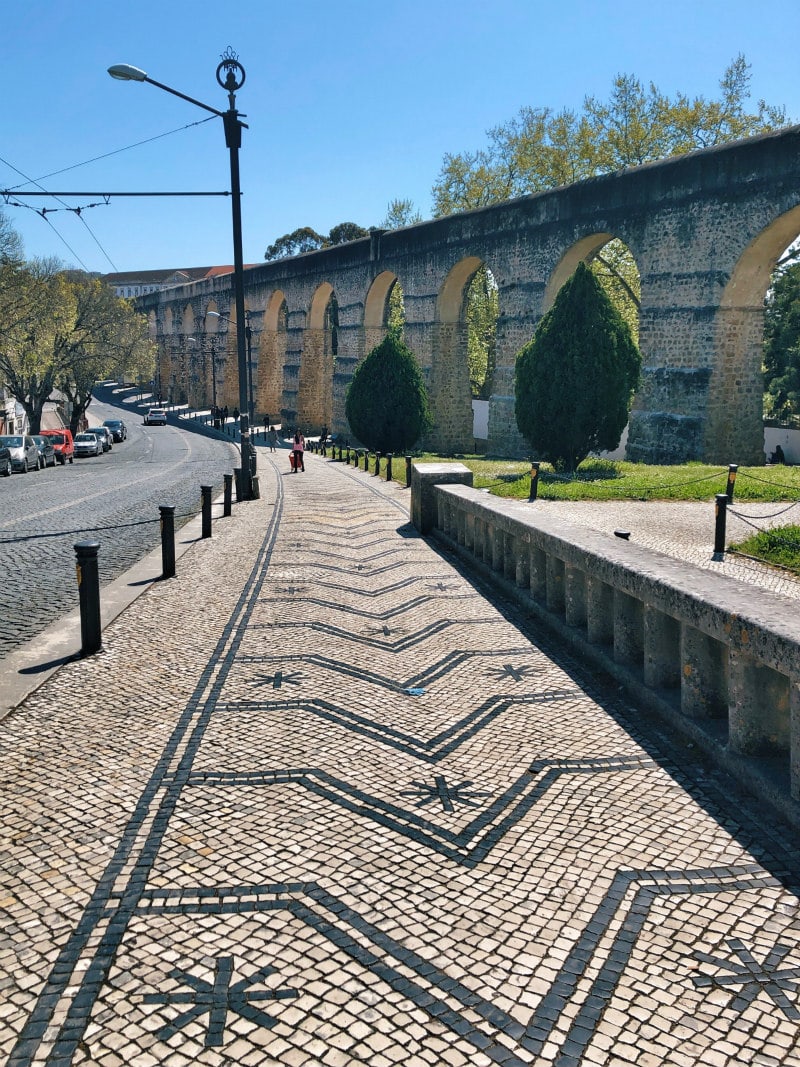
[0,442,11,477]
[0,434,40,473]
[85,425,113,452]
[144,408,167,426]
[40,427,74,464]
[103,418,127,442]
[31,435,57,468]
[74,432,103,458]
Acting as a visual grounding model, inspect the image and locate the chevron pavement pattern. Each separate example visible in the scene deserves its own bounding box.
[1,452,800,1067]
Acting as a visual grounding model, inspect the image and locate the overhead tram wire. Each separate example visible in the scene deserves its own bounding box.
[0,154,116,271]
[4,115,216,190]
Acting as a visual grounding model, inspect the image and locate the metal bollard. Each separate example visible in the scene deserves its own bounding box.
[346,447,351,464]
[233,467,243,502]
[374,453,381,476]
[386,454,393,481]
[726,463,738,503]
[223,473,233,517]
[405,455,412,488]
[75,541,102,655]
[160,505,176,578]
[529,461,540,502]
[201,485,212,538]
[714,493,728,557]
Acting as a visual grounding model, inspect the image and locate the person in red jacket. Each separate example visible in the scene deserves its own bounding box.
[292,430,305,472]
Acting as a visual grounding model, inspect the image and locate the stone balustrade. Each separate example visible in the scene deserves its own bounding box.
[411,463,800,826]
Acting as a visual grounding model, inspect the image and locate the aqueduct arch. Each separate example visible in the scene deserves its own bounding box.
[138,124,800,462]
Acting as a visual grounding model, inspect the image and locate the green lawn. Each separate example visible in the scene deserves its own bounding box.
[398,455,800,503]
[729,524,800,576]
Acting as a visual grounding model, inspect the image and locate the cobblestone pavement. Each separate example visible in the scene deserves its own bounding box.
[2,454,800,1067]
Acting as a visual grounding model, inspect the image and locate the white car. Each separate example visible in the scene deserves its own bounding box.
[144,408,167,426]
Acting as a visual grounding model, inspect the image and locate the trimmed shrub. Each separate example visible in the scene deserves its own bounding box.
[345,330,432,453]
[515,261,641,471]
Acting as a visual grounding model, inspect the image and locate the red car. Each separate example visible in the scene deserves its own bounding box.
[40,428,75,464]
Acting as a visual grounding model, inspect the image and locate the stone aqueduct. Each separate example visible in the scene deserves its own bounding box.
[138,124,800,464]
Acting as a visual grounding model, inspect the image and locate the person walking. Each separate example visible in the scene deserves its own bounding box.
[268,425,278,453]
[292,430,305,472]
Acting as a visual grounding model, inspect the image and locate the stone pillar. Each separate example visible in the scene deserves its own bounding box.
[587,577,614,645]
[516,534,530,588]
[643,605,681,689]
[680,625,728,720]
[565,565,587,628]
[546,556,565,614]
[529,544,547,601]
[614,590,643,666]
[791,677,800,801]
[411,463,473,535]
[728,651,790,756]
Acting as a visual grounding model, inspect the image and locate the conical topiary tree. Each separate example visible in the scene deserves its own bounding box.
[515,261,641,471]
[345,330,432,453]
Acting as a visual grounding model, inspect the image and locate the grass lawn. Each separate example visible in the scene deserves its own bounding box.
[729,524,800,576]
[397,455,800,503]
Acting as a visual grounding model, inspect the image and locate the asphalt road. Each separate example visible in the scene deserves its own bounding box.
[0,399,240,661]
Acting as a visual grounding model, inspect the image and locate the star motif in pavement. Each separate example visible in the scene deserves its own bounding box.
[692,937,800,1020]
[250,669,302,689]
[400,775,491,813]
[142,955,298,1046]
[484,663,540,682]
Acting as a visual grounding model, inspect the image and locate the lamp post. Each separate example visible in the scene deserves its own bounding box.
[206,308,254,423]
[108,49,254,498]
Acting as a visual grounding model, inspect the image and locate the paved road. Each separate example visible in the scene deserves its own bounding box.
[0,399,240,660]
[2,452,799,1066]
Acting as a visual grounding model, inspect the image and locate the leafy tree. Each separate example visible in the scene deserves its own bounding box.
[328,222,369,245]
[432,56,786,215]
[382,199,423,229]
[264,227,326,260]
[515,262,641,471]
[345,330,432,453]
[467,266,498,398]
[764,259,800,421]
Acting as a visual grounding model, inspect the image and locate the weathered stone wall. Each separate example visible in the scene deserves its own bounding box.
[138,125,800,463]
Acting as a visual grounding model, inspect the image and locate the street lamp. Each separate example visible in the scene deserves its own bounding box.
[108,49,256,498]
[207,308,255,422]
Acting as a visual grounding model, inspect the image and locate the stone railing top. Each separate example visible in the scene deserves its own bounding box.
[436,482,800,675]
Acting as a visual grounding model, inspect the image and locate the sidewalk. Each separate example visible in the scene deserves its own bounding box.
[2,452,800,1067]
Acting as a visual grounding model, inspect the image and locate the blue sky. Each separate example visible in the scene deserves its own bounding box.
[2,0,798,274]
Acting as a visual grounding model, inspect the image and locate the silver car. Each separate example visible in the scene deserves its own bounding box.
[0,434,40,473]
[74,432,103,458]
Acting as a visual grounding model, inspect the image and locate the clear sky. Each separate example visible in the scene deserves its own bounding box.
[2,0,798,275]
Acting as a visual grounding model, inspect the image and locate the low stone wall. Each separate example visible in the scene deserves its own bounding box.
[411,464,800,827]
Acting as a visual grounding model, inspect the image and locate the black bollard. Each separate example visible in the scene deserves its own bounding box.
[223,473,233,517]
[160,505,176,579]
[386,454,393,482]
[75,541,102,655]
[714,493,728,557]
[201,485,212,539]
[233,467,243,502]
[405,455,412,488]
[529,461,540,502]
[726,464,738,503]
[374,453,381,476]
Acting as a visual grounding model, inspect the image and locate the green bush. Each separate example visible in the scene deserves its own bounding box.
[345,330,432,452]
[515,261,641,472]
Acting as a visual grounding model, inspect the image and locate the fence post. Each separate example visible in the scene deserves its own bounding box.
[363,450,369,471]
[386,454,393,482]
[726,464,738,503]
[529,461,540,502]
[374,453,381,476]
[223,473,233,517]
[75,540,102,655]
[714,493,728,557]
[160,505,176,579]
[405,455,412,488]
[233,468,243,502]
[201,485,212,539]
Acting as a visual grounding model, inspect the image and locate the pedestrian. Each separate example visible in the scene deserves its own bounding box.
[233,406,239,422]
[292,429,305,472]
[263,414,269,433]
[223,405,228,422]
[268,425,278,452]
